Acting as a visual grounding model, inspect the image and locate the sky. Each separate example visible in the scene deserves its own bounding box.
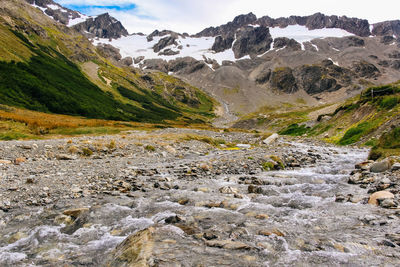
[55,0,400,34]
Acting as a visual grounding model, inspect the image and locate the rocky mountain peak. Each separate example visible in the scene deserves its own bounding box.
[73,13,129,39]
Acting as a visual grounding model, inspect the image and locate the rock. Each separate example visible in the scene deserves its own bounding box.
[370,160,391,173]
[248,185,263,194]
[273,37,301,50]
[63,208,89,218]
[259,229,285,237]
[352,61,380,79]
[54,215,73,225]
[14,157,26,165]
[205,240,251,250]
[236,144,251,149]
[8,232,28,244]
[368,191,394,206]
[96,44,122,61]
[255,214,269,220]
[263,133,279,145]
[73,13,128,39]
[153,35,178,53]
[232,26,273,58]
[372,20,400,37]
[56,154,76,160]
[203,232,219,240]
[380,198,397,208]
[178,198,189,205]
[219,186,239,194]
[107,227,154,267]
[0,159,12,164]
[120,57,133,66]
[391,163,400,171]
[270,67,298,94]
[165,215,182,224]
[211,35,235,53]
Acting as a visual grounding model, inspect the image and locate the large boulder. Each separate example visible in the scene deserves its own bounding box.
[370,160,391,173]
[107,228,154,267]
[368,191,394,206]
[211,35,235,53]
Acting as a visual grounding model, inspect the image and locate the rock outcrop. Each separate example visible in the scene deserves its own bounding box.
[232,26,273,58]
[73,13,128,39]
[372,20,400,37]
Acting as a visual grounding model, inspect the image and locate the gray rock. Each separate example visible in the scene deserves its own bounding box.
[370,160,391,173]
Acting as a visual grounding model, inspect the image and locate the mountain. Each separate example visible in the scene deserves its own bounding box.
[17,1,400,130]
[53,9,397,126]
[0,0,215,125]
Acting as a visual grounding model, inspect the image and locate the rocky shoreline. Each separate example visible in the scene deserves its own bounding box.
[0,128,399,266]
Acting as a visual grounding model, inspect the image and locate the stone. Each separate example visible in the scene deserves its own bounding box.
[236,144,251,149]
[205,240,251,250]
[56,154,77,160]
[219,186,239,194]
[368,191,394,206]
[370,160,391,173]
[391,163,400,171]
[248,185,263,194]
[258,229,285,237]
[8,232,28,244]
[380,198,397,208]
[0,160,12,164]
[63,208,89,218]
[178,198,189,205]
[255,214,269,220]
[14,157,26,165]
[54,215,73,225]
[263,133,279,145]
[107,227,154,267]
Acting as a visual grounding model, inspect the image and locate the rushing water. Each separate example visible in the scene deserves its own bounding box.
[1,141,399,266]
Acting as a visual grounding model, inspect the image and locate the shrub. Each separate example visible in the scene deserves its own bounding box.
[262,162,275,171]
[145,145,155,152]
[278,124,309,136]
[82,147,93,156]
[379,97,398,110]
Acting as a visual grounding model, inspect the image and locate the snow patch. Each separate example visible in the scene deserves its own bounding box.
[46,4,59,10]
[311,43,319,51]
[270,25,353,48]
[68,14,91,27]
[328,57,339,66]
[93,34,244,65]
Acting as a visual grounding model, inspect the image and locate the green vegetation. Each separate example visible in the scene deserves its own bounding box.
[278,123,310,136]
[0,29,215,126]
[379,96,398,110]
[338,121,376,145]
[262,162,275,171]
[144,145,155,152]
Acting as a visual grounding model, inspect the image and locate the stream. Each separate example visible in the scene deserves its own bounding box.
[0,137,399,266]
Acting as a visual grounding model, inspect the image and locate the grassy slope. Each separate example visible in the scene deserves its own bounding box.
[277,82,400,158]
[0,0,215,135]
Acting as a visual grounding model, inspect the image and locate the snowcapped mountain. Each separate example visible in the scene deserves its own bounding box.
[26,0,400,119]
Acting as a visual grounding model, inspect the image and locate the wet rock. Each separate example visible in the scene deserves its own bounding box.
[258,229,285,237]
[219,186,239,194]
[63,208,89,219]
[203,232,219,240]
[386,233,400,246]
[61,210,90,235]
[370,160,391,173]
[165,215,182,224]
[205,240,251,250]
[108,227,154,267]
[379,198,397,208]
[248,185,263,194]
[54,215,73,225]
[368,191,394,206]
[8,232,28,244]
[178,198,189,205]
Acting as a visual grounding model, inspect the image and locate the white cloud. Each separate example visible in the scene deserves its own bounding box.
[55,0,400,34]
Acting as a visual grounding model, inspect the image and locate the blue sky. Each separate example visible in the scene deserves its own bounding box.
[55,0,400,34]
